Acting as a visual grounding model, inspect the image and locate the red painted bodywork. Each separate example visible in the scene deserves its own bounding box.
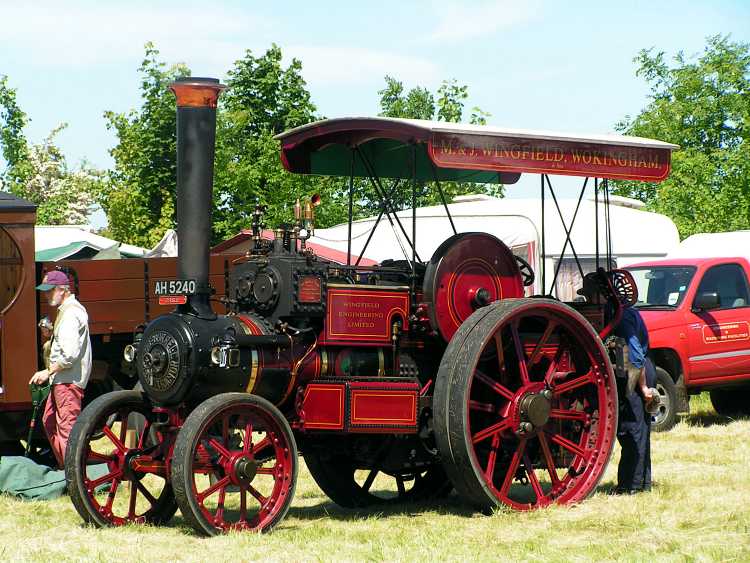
[322,285,409,346]
[625,257,750,389]
[300,380,419,433]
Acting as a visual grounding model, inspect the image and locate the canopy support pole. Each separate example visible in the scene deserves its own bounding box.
[430,163,457,236]
[604,178,613,267]
[545,174,586,284]
[347,148,354,266]
[595,178,599,270]
[356,147,422,263]
[411,144,417,302]
[541,175,546,295]
[549,176,589,293]
[355,179,401,268]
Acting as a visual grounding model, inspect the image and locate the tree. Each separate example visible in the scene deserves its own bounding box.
[373,76,504,214]
[101,43,189,247]
[613,35,750,238]
[212,45,348,242]
[1,77,99,224]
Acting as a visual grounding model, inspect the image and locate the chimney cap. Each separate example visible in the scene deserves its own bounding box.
[170,77,226,108]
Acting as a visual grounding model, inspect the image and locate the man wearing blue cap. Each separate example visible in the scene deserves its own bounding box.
[29,270,91,468]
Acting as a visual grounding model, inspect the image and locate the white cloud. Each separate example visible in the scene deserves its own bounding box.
[1,2,440,87]
[428,0,538,42]
[287,46,440,87]
[0,1,270,71]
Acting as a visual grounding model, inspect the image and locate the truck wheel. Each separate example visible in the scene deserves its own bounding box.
[650,367,678,432]
[710,388,750,417]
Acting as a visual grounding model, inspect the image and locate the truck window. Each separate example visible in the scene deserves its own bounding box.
[695,263,750,309]
[627,266,696,307]
[0,227,23,314]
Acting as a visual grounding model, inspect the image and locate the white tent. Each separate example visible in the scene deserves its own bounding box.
[667,231,750,260]
[310,194,679,299]
[35,225,148,259]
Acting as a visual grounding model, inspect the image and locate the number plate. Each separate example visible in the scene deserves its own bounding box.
[153,279,197,296]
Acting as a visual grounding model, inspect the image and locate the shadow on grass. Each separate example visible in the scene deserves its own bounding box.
[285,493,477,522]
[681,411,747,428]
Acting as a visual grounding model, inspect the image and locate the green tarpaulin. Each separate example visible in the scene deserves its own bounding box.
[0,456,109,501]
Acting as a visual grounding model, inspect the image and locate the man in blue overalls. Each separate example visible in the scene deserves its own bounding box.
[579,273,655,494]
[613,305,655,494]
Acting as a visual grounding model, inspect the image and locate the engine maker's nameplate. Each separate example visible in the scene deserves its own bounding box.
[323,285,409,344]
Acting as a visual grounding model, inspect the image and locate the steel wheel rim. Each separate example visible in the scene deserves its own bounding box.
[188,404,294,532]
[464,303,616,510]
[80,407,170,525]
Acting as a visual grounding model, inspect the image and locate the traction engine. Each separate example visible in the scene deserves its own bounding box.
[66,78,621,535]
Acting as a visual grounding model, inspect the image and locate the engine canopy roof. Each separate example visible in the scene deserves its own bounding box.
[275,117,678,184]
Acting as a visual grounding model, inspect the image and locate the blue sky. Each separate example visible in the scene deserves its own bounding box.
[2,0,749,183]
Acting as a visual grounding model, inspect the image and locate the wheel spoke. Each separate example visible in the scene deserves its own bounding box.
[215,486,226,522]
[537,432,561,486]
[103,478,120,511]
[221,415,230,447]
[88,469,121,490]
[549,408,587,422]
[500,439,526,497]
[543,347,564,386]
[247,484,268,505]
[134,479,158,506]
[474,369,514,400]
[553,372,594,396]
[469,400,496,413]
[256,465,278,476]
[523,453,546,503]
[511,321,530,384]
[362,469,379,492]
[197,475,230,502]
[547,431,587,459]
[137,419,151,449]
[207,438,232,460]
[472,418,512,444]
[243,421,254,453]
[127,479,138,519]
[493,331,506,375]
[239,484,247,523]
[251,436,272,457]
[86,449,114,463]
[102,426,127,454]
[529,321,557,367]
[395,475,406,497]
[484,433,501,479]
[119,410,129,445]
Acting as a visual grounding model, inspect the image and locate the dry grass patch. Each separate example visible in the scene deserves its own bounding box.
[1,393,749,562]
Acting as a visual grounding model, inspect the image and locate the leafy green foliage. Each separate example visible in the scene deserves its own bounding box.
[1,77,99,224]
[212,45,350,242]
[100,43,189,246]
[373,75,504,214]
[613,35,750,238]
[0,75,31,187]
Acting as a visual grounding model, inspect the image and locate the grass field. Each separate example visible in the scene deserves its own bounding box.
[1,393,749,562]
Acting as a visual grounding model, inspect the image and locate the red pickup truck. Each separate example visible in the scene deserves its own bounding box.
[624,257,750,431]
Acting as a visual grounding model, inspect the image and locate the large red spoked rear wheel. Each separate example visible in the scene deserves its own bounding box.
[65,390,177,527]
[171,393,297,535]
[434,298,617,511]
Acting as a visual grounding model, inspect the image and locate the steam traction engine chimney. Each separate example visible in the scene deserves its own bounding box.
[169,77,226,318]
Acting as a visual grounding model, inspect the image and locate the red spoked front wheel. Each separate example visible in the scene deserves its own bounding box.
[65,390,177,527]
[434,298,617,511]
[171,393,297,535]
